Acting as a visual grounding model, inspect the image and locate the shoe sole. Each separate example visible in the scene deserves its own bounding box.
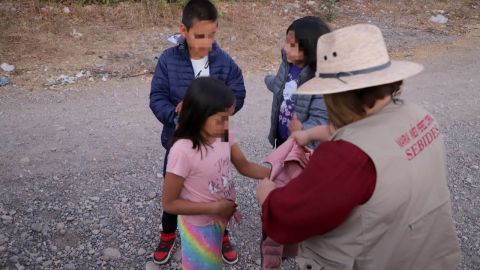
[222,255,239,265]
[152,242,176,265]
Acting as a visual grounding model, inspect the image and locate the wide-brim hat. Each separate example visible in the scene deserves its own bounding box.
[297,24,424,95]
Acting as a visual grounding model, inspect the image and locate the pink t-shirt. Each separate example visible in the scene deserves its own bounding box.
[166,135,237,226]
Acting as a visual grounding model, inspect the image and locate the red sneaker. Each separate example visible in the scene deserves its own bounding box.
[153,232,176,265]
[222,234,238,264]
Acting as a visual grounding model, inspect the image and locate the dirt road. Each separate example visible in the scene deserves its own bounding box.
[1,31,479,270]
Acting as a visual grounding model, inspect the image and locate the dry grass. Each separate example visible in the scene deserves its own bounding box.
[0,0,478,90]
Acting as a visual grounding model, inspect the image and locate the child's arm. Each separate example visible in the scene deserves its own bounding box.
[225,58,246,114]
[290,124,335,146]
[231,144,270,179]
[149,53,177,125]
[162,172,237,219]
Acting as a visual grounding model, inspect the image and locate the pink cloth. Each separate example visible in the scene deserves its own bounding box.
[167,134,237,226]
[261,138,312,270]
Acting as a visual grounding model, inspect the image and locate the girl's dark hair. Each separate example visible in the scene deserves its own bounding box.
[172,77,235,151]
[324,81,403,128]
[287,16,330,71]
[182,0,218,30]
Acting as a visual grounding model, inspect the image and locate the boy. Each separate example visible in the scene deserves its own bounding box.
[149,0,245,265]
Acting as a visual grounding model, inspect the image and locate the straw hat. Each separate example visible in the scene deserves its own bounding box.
[296,24,424,95]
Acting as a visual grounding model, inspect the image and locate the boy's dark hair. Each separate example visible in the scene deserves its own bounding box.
[173,77,235,151]
[182,0,218,30]
[287,16,330,71]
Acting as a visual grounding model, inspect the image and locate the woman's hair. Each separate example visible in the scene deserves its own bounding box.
[287,16,330,71]
[172,77,235,151]
[182,0,218,30]
[324,81,403,128]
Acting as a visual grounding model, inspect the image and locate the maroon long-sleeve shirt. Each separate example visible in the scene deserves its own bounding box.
[261,140,376,244]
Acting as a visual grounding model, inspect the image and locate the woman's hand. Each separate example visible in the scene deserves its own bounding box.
[256,178,276,205]
[214,199,237,219]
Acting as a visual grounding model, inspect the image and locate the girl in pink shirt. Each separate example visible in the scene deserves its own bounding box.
[162,77,270,269]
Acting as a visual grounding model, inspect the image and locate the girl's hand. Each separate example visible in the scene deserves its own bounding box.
[214,199,237,219]
[175,101,183,113]
[290,129,310,146]
[288,113,303,132]
[256,178,276,205]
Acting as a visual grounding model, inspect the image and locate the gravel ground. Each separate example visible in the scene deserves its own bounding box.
[1,31,479,270]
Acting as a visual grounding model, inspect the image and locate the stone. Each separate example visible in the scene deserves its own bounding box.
[137,248,146,256]
[89,196,100,202]
[147,192,157,200]
[20,157,30,164]
[9,255,19,263]
[145,261,161,270]
[32,223,43,233]
[64,263,75,270]
[102,248,121,260]
[1,63,15,72]
[63,7,71,14]
[57,223,65,230]
[429,14,448,24]
[1,215,13,224]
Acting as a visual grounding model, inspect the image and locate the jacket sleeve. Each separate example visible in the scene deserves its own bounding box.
[261,140,376,244]
[225,57,246,114]
[302,94,329,130]
[149,53,176,125]
[264,49,287,94]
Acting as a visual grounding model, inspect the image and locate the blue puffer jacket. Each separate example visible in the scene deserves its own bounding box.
[150,41,246,149]
[265,50,329,147]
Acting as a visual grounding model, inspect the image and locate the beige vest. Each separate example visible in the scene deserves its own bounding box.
[296,102,460,270]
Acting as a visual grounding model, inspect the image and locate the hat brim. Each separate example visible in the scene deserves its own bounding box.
[296,60,424,95]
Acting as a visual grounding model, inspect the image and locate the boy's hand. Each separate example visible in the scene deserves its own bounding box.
[214,199,237,219]
[288,113,302,132]
[290,130,310,146]
[256,178,276,205]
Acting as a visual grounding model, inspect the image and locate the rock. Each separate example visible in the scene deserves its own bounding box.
[63,7,71,14]
[1,63,15,72]
[145,261,161,270]
[100,229,113,236]
[9,255,19,263]
[472,165,479,170]
[89,196,100,202]
[102,248,121,260]
[99,219,108,227]
[56,126,67,131]
[46,75,76,86]
[42,261,52,268]
[0,76,10,86]
[429,14,448,24]
[0,234,8,245]
[121,198,129,203]
[55,222,65,230]
[137,248,146,256]
[71,29,83,38]
[9,210,17,216]
[1,215,13,224]
[147,192,157,200]
[66,216,74,222]
[32,223,43,232]
[306,0,316,6]
[20,157,30,164]
[64,263,75,270]
[15,263,25,270]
